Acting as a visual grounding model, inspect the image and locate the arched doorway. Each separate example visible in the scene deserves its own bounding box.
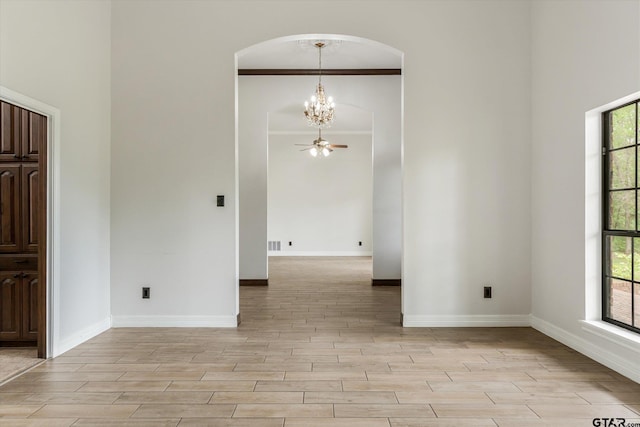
[234,34,404,322]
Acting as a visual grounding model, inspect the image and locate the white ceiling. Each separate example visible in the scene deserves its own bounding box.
[241,36,399,133]
[238,37,402,69]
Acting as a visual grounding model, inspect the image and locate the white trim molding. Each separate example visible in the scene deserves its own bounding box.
[403,314,531,327]
[532,316,640,384]
[581,320,640,353]
[268,251,373,257]
[111,315,238,328]
[53,317,111,358]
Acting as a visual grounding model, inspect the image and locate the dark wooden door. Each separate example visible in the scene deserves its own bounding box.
[0,165,21,253]
[21,272,38,340]
[0,273,21,340]
[0,100,46,351]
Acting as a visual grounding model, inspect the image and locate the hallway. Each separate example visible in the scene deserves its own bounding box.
[0,257,639,426]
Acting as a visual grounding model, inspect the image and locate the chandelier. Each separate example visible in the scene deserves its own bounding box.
[303,42,335,128]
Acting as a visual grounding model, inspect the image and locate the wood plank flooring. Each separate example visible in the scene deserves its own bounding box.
[1,256,639,426]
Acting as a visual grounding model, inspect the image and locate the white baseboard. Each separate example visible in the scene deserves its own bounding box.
[531,316,640,384]
[53,317,111,357]
[268,251,372,257]
[403,314,531,327]
[111,315,238,328]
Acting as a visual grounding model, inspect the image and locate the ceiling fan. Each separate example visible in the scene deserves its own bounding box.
[296,129,348,157]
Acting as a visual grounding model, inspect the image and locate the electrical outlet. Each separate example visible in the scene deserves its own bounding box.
[483,286,492,299]
[142,287,150,299]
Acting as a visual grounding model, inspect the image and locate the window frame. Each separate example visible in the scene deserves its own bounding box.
[602,98,640,334]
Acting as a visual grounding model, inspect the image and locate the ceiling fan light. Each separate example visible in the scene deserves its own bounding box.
[299,128,344,158]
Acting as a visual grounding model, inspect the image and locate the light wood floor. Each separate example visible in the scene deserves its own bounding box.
[1,256,640,426]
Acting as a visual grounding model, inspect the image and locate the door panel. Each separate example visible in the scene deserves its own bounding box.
[0,102,20,162]
[0,165,21,252]
[20,110,30,161]
[24,112,43,162]
[22,166,38,253]
[0,274,20,340]
[21,273,38,340]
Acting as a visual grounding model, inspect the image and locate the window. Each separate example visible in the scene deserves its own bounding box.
[603,99,640,333]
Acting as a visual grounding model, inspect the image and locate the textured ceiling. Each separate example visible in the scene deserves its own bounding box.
[238,37,402,69]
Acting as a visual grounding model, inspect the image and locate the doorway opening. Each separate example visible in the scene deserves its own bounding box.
[267,105,373,259]
[235,34,404,323]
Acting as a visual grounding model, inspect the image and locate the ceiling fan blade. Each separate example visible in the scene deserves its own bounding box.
[294,144,311,146]
[299,147,313,151]
[327,144,348,148]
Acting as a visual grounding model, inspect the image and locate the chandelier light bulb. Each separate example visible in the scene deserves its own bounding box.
[310,147,318,157]
[322,147,330,157]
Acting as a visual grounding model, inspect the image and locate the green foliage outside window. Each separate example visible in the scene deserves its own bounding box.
[608,104,637,232]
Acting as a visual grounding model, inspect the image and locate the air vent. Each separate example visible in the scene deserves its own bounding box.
[268,241,281,251]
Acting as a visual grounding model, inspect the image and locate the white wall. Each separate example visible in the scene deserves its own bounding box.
[110,1,237,326]
[268,133,373,256]
[400,2,532,324]
[531,0,640,382]
[0,0,111,355]
[239,75,400,280]
[110,1,531,327]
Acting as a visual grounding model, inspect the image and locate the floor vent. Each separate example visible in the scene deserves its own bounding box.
[268,241,281,251]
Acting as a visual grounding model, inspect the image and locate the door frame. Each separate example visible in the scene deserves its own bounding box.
[0,86,60,358]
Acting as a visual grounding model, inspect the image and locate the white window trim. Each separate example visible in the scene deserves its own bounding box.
[585,90,640,345]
